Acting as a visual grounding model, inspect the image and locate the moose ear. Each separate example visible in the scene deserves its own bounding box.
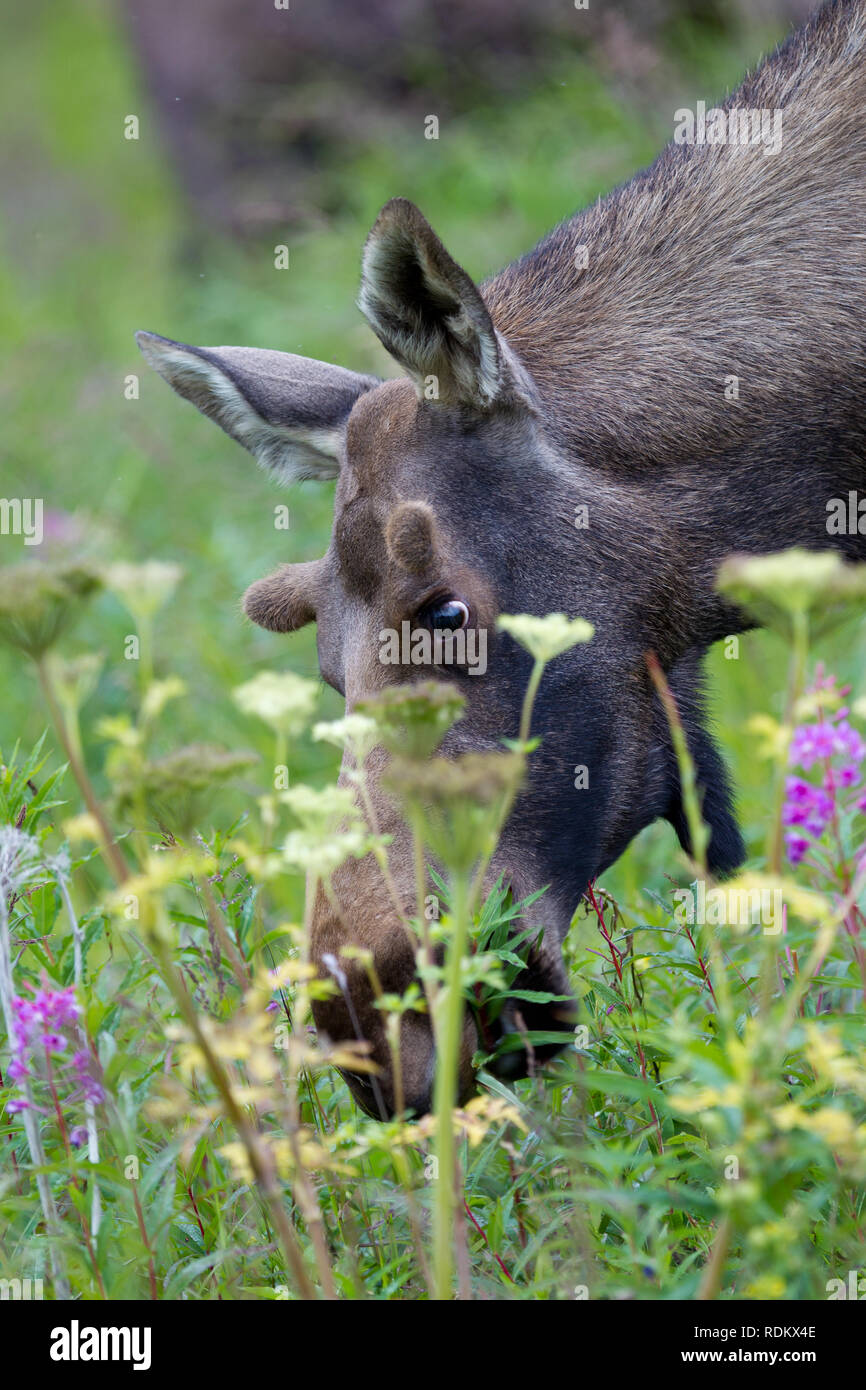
[242,560,323,633]
[358,198,530,410]
[135,332,379,483]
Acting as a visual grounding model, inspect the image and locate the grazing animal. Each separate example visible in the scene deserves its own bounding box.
[138,0,866,1117]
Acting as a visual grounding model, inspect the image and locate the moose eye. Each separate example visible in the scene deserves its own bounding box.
[418,597,470,632]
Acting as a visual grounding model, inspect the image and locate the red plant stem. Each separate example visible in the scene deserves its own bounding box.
[186,1181,222,1297]
[586,880,664,1156]
[507,1153,528,1250]
[681,924,717,1003]
[463,1197,514,1283]
[131,1181,159,1300]
[44,1053,107,1298]
[187,1183,207,1245]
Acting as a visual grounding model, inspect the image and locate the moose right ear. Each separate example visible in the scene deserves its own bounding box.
[242,560,323,633]
[135,332,379,483]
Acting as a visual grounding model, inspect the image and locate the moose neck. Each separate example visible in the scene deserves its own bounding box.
[483,2,866,598]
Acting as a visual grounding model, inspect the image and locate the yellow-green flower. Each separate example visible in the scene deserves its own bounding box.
[717,549,866,633]
[111,743,258,833]
[497,612,594,663]
[44,650,103,711]
[385,750,523,869]
[280,783,360,832]
[313,713,378,761]
[357,680,464,760]
[0,560,102,658]
[281,826,379,879]
[104,560,183,619]
[140,676,187,722]
[233,670,319,736]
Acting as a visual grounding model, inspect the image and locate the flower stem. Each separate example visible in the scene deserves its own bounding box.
[35,657,129,886]
[432,865,471,1300]
[0,888,71,1298]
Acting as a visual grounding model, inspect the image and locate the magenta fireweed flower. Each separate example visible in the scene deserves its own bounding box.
[7,982,103,1119]
[789,718,866,772]
[784,678,866,867]
[71,1050,105,1106]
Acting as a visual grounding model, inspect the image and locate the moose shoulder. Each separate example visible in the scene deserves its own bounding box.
[137,0,866,1117]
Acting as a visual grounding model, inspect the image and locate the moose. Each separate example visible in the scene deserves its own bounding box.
[138,0,866,1117]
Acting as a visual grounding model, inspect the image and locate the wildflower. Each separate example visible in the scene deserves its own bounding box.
[496,612,595,664]
[71,1051,105,1106]
[281,826,379,880]
[0,826,42,896]
[6,983,103,1116]
[782,778,833,837]
[783,672,866,866]
[280,784,360,832]
[141,675,187,722]
[44,650,104,718]
[111,744,258,833]
[233,670,319,737]
[784,832,811,867]
[385,750,523,870]
[103,560,183,619]
[313,713,379,762]
[357,680,464,760]
[387,750,524,813]
[790,719,865,770]
[0,561,102,658]
[717,549,866,633]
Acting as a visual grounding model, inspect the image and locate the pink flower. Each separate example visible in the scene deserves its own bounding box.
[784,678,865,867]
[785,832,810,866]
[6,983,103,1123]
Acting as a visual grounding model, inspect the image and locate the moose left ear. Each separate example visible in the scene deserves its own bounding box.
[135,332,379,483]
[359,198,532,411]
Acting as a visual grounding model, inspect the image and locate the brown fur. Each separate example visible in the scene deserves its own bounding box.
[139,0,866,1117]
[385,502,439,574]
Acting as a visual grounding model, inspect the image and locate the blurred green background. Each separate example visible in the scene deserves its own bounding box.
[2,0,861,910]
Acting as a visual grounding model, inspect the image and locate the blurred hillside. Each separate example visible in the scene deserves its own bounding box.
[123,0,813,235]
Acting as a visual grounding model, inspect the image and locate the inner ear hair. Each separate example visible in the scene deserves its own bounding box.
[385,501,439,574]
[359,198,505,408]
[135,331,379,483]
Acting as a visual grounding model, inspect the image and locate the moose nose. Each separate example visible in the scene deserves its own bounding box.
[316,990,480,1120]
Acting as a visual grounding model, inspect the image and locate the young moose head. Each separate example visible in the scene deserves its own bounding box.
[137,198,745,1117]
